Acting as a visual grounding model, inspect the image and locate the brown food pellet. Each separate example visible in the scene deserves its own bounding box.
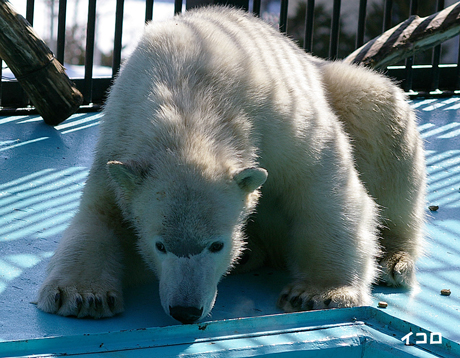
[441,289,451,296]
[378,301,388,308]
[428,205,439,211]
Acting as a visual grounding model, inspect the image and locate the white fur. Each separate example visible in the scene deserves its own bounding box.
[37,7,425,322]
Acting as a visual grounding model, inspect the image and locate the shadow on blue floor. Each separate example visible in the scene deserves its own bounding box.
[0,99,460,356]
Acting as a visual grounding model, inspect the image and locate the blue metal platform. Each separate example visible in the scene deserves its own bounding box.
[1,98,459,357]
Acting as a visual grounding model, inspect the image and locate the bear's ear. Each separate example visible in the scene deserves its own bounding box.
[107,161,145,195]
[233,167,268,193]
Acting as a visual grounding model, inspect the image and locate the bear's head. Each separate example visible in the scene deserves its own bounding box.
[107,160,267,323]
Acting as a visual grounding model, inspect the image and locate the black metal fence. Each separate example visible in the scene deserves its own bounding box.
[1,0,459,114]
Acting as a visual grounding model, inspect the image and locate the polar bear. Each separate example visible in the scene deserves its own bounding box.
[37,7,425,323]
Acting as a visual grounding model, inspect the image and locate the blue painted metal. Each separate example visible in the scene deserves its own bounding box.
[0,308,459,357]
[0,98,460,356]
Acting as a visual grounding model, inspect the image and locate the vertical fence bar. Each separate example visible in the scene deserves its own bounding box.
[356,0,367,49]
[145,0,154,22]
[21,0,34,106]
[409,0,418,18]
[303,0,315,52]
[456,36,460,91]
[279,0,289,33]
[431,0,444,92]
[84,0,97,104]
[382,0,392,31]
[26,0,35,25]
[0,64,2,106]
[253,0,261,16]
[329,0,341,59]
[113,0,124,77]
[404,0,418,92]
[56,0,67,64]
[0,57,2,107]
[21,0,36,106]
[174,0,182,15]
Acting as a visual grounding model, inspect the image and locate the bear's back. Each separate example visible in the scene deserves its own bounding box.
[98,7,335,169]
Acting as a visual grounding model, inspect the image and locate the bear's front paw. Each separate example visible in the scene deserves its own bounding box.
[277,281,366,312]
[37,278,123,319]
[379,251,416,287]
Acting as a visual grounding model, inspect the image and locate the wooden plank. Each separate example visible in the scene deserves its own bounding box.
[344,2,460,69]
[0,0,83,125]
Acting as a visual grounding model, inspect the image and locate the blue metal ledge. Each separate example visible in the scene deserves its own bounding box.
[1,97,460,357]
[1,307,459,357]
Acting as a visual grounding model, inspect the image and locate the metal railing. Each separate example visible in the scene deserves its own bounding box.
[1,0,459,114]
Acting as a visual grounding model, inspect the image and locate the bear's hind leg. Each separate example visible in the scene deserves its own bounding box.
[378,219,424,288]
[379,250,416,288]
[319,60,426,289]
[373,145,425,288]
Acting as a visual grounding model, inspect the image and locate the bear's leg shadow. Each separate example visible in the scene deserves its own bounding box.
[37,181,126,318]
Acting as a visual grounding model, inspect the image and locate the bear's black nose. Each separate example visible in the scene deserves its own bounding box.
[169,305,203,324]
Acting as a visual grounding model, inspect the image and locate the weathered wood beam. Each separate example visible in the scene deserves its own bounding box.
[0,0,83,125]
[344,1,460,69]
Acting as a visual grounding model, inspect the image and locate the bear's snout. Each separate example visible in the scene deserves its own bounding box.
[169,305,203,324]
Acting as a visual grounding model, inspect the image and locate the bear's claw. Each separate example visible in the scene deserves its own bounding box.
[37,282,123,319]
[277,281,365,312]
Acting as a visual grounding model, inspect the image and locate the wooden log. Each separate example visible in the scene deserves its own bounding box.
[344,2,460,69]
[0,0,83,125]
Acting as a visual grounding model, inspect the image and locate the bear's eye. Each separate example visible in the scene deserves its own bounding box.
[156,242,167,254]
[209,241,224,253]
